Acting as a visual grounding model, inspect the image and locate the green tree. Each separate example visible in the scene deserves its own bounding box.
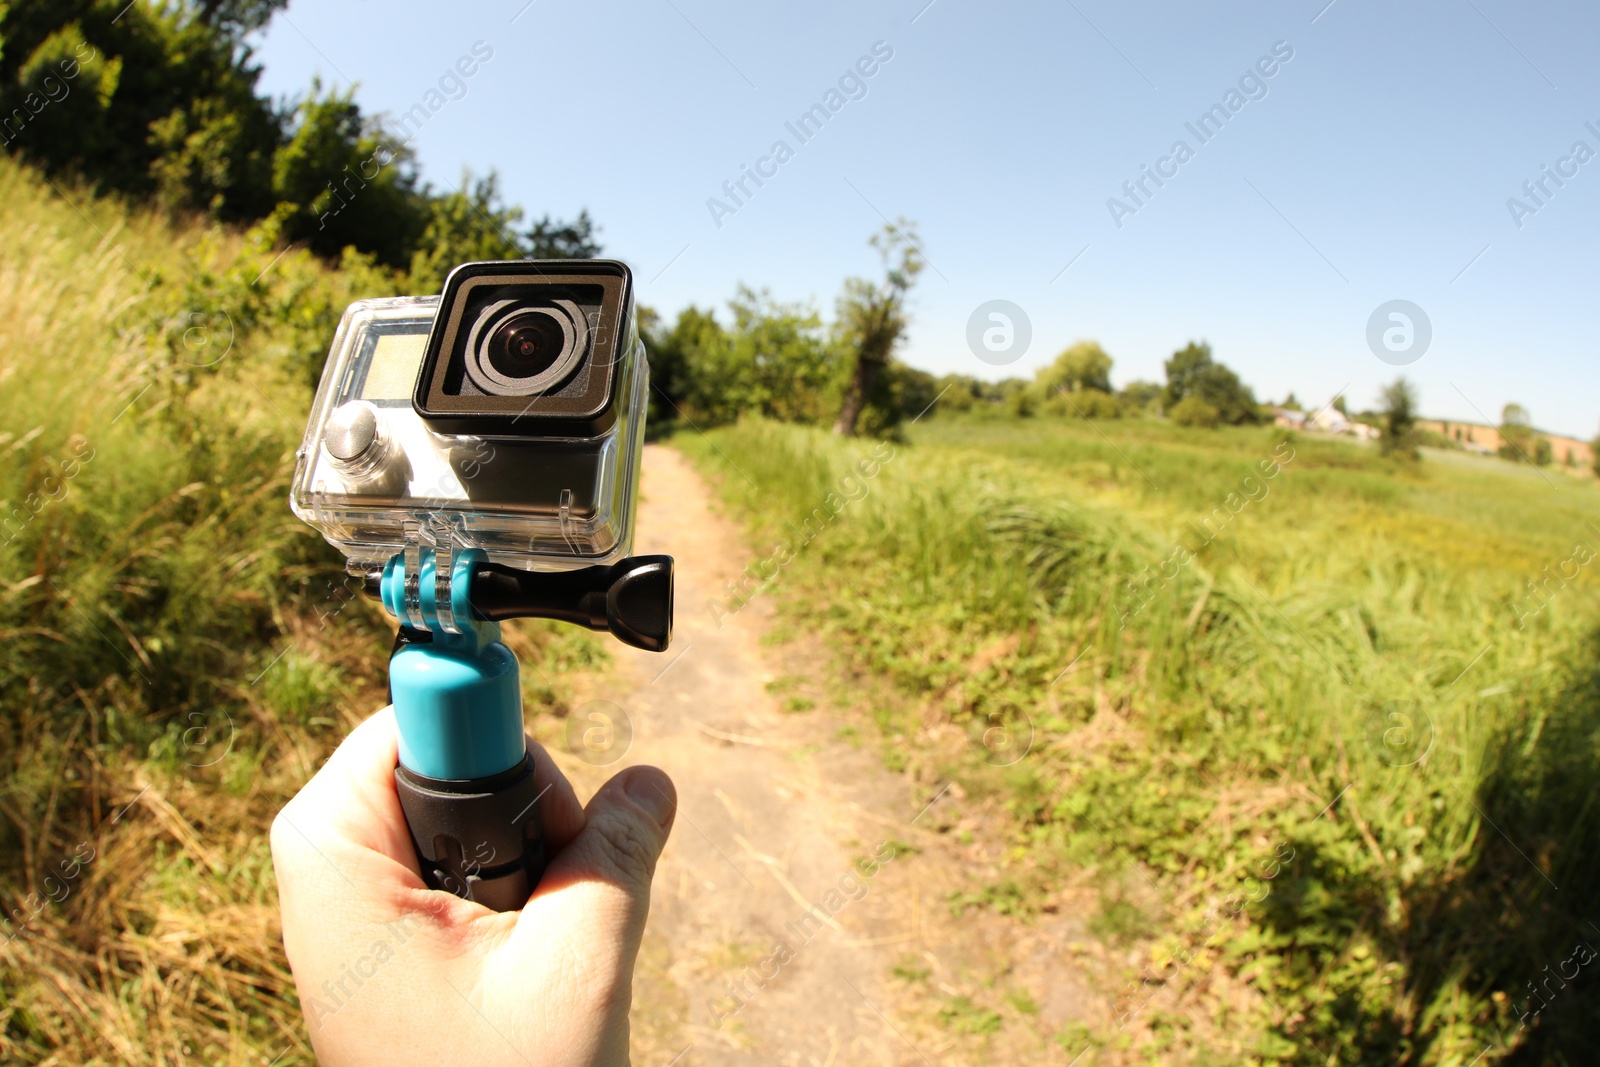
[0,3,601,273]
[833,219,923,437]
[725,288,839,424]
[1161,341,1261,425]
[1119,379,1162,414]
[1036,340,1112,396]
[649,291,839,428]
[932,374,984,413]
[266,82,426,268]
[406,184,599,288]
[526,209,601,259]
[641,304,719,425]
[193,0,288,35]
[147,86,277,220]
[1591,431,1600,479]
[1378,377,1419,459]
[405,172,531,290]
[855,361,938,438]
[1498,403,1551,465]
[1047,389,1121,419]
[1,2,277,220]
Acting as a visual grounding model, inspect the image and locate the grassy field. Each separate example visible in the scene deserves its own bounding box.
[0,158,604,1064]
[676,414,1600,1065]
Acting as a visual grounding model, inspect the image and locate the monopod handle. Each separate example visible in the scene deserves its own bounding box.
[393,749,546,912]
[376,551,674,911]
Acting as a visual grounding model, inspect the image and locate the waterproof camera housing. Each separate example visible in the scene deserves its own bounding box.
[290,260,647,574]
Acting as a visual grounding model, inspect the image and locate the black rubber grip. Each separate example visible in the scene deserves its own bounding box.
[468,555,674,652]
[394,754,546,912]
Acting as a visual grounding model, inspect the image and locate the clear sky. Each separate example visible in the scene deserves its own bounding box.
[253,0,1599,437]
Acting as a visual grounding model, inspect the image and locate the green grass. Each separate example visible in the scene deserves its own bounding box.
[938,995,1004,1036]
[677,414,1600,1065]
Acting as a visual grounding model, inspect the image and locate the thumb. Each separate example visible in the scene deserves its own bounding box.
[564,765,677,890]
[515,766,676,948]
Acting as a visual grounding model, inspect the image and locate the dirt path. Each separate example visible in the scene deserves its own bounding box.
[543,444,919,1065]
[541,445,1104,1067]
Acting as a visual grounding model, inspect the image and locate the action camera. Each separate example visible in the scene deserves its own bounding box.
[291,259,648,574]
[290,259,673,912]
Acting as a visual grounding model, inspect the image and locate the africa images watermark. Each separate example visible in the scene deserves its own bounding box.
[315,40,496,231]
[1107,40,1295,229]
[1512,521,1598,630]
[1505,120,1600,230]
[708,840,900,1028]
[706,40,896,229]
[1510,937,1597,1033]
[2,839,97,945]
[1117,437,1297,628]
[1,433,96,547]
[0,38,100,145]
[707,439,897,627]
[302,908,440,1028]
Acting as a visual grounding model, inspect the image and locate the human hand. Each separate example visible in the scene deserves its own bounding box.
[271,706,677,1066]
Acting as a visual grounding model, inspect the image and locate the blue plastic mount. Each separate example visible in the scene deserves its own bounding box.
[379,548,526,781]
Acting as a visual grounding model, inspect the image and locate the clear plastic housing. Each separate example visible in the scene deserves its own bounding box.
[290,296,647,574]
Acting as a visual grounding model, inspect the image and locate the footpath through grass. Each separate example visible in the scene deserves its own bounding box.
[677,414,1600,1065]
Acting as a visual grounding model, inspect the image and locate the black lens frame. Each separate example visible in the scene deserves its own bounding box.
[413,261,634,438]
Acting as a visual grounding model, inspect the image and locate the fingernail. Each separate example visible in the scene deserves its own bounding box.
[623,767,676,829]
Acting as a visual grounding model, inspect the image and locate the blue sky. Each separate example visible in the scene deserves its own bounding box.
[254,0,1599,437]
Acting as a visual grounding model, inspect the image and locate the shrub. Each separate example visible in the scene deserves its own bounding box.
[1119,379,1163,414]
[1004,388,1036,418]
[1162,340,1261,425]
[1378,377,1420,460]
[1046,388,1121,419]
[1169,394,1220,428]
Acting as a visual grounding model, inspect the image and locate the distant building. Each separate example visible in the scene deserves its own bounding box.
[1419,419,1595,471]
[1310,408,1350,434]
[1277,406,1380,441]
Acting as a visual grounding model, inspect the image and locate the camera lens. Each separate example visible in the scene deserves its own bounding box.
[463,298,589,397]
[486,313,565,380]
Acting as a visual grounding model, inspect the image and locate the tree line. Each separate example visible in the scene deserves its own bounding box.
[13,3,1588,459]
[0,0,926,437]
[0,0,597,292]
[0,1,1271,442]
[645,222,935,438]
[927,337,1265,428]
